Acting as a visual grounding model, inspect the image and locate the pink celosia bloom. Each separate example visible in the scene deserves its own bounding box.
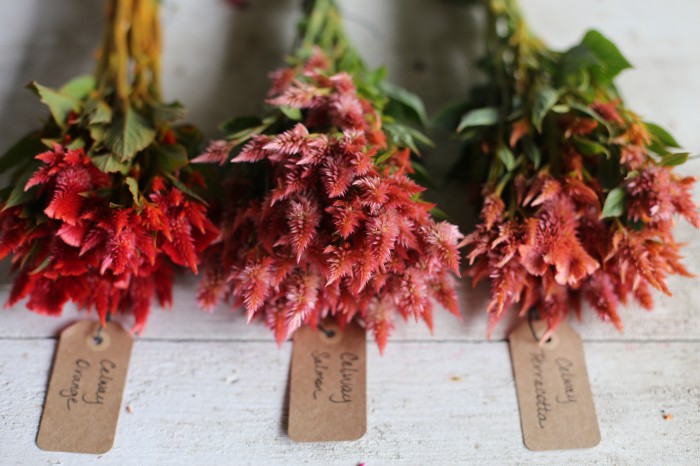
[198,51,462,352]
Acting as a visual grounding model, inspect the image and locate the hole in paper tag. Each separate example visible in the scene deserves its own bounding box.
[540,333,559,350]
[86,331,111,352]
[318,322,343,345]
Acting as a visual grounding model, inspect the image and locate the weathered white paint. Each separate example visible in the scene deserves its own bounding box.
[0,340,698,465]
[1,275,699,344]
[0,0,698,464]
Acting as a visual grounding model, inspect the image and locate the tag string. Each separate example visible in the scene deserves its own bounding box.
[527,308,551,343]
[94,326,104,345]
[94,312,113,345]
[317,323,336,338]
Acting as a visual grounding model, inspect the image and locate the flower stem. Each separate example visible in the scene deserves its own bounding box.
[297,0,361,72]
[94,0,162,109]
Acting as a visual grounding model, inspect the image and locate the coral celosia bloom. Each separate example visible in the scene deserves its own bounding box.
[456,0,698,339]
[198,46,462,352]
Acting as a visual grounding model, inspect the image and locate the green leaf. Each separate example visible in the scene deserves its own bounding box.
[28,81,81,127]
[381,81,429,127]
[125,177,141,207]
[4,184,35,210]
[645,122,680,148]
[280,106,302,121]
[229,129,266,147]
[226,124,270,148]
[601,187,626,218]
[30,255,53,274]
[59,75,95,100]
[151,101,187,125]
[559,44,601,77]
[581,30,632,83]
[86,99,113,125]
[155,143,189,173]
[405,125,433,148]
[433,100,472,132]
[383,123,433,154]
[598,152,623,189]
[522,139,541,169]
[429,206,449,221]
[375,150,394,164]
[409,161,437,190]
[89,124,107,144]
[0,131,44,174]
[219,116,264,135]
[164,172,207,205]
[456,107,499,132]
[367,66,388,86]
[570,102,613,136]
[660,152,689,167]
[174,124,205,156]
[456,128,481,142]
[104,107,156,162]
[574,138,610,157]
[3,167,38,210]
[532,85,559,132]
[40,138,59,149]
[91,154,129,175]
[67,138,85,150]
[497,145,517,171]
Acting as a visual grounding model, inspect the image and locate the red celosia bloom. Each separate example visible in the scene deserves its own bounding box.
[0,144,217,331]
[198,51,462,352]
[0,0,218,332]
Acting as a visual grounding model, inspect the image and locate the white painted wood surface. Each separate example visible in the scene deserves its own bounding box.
[0,0,698,464]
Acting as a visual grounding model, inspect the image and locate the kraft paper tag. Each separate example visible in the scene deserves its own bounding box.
[37,320,133,454]
[509,319,600,451]
[288,321,367,442]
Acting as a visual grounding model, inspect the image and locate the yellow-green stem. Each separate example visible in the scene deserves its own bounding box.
[94,0,162,108]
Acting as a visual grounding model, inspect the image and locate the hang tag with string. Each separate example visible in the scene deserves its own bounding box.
[37,320,133,454]
[508,313,600,451]
[288,320,367,442]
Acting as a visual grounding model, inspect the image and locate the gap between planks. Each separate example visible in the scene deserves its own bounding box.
[1,336,698,343]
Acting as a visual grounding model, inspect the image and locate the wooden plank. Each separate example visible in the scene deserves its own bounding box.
[1,272,699,343]
[0,340,697,464]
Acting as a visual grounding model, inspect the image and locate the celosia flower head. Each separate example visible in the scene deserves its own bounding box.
[197,0,462,353]
[455,0,698,339]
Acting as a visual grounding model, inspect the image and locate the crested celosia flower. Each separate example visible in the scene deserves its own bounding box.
[0,0,217,331]
[455,0,698,339]
[197,2,462,353]
[0,145,217,332]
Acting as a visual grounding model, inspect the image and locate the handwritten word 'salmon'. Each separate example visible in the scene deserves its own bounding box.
[311,351,330,400]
